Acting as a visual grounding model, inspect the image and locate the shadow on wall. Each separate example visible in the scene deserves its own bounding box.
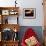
[18,26,44,44]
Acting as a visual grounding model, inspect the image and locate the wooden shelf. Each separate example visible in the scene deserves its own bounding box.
[0,40,19,46]
[0,7,20,46]
[0,24,20,32]
[0,7,19,24]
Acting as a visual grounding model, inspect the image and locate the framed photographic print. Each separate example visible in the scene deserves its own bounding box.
[9,9,18,15]
[23,8,36,19]
[2,10,9,15]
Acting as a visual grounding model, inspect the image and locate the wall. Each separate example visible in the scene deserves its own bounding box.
[0,0,44,26]
[18,0,44,26]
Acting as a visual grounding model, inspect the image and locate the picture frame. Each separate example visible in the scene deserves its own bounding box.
[2,10,9,15]
[23,8,36,19]
[9,10,18,15]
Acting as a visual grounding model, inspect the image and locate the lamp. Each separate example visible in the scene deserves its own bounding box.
[15,0,17,7]
[14,28,17,32]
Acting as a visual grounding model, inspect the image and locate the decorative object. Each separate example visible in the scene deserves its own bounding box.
[14,28,17,32]
[2,28,13,41]
[25,36,38,46]
[9,10,15,15]
[13,32,18,41]
[23,8,36,19]
[5,18,8,24]
[2,10,9,15]
[9,10,18,15]
[21,28,41,46]
[15,0,17,7]
[2,16,8,24]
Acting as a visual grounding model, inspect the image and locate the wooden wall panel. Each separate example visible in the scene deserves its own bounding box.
[44,0,46,26]
[43,0,46,46]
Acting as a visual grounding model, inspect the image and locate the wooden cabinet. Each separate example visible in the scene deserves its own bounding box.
[0,7,19,46]
[2,41,19,46]
[0,7,19,24]
[0,41,2,46]
[0,41,19,46]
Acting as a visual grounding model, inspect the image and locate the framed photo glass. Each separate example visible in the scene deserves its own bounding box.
[2,10,9,15]
[23,8,36,19]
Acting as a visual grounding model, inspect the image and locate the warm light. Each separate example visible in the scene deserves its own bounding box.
[14,28,17,32]
[11,10,14,11]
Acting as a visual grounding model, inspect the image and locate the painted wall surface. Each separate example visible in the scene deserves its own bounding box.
[18,0,44,26]
[0,0,44,26]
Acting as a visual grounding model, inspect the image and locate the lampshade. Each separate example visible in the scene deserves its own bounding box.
[15,0,17,7]
[13,28,17,32]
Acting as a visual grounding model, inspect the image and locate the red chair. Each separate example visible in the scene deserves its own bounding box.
[21,28,41,46]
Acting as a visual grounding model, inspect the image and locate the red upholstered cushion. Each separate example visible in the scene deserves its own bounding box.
[21,28,41,46]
